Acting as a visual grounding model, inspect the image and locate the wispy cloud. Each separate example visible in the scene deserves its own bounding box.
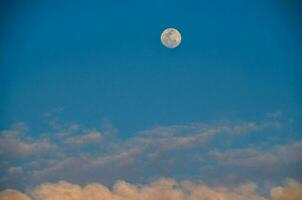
[63,130,103,146]
[0,114,298,189]
[209,141,302,167]
[0,130,55,159]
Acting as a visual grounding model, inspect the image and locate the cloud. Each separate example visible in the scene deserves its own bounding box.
[0,178,301,200]
[0,130,54,159]
[8,167,23,175]
[271,179,302,200]
[63,130,103,146]
[122,119,278,152]
[0,131,33,158]
[267,111,283,120]
[209,141,302,167]
[0,189,31,200]
[0,116,294,189]
[28,120,280,185]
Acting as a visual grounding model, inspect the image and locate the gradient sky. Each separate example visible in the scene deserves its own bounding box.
[0,0,302,198]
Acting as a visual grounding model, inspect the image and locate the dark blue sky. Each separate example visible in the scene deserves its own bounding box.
[0,0,301,192]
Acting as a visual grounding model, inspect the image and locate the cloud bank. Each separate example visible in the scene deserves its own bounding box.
[0,178,301,200]
[0,113,301,190]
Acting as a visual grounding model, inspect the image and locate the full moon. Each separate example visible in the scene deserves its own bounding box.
[161,28,181,48]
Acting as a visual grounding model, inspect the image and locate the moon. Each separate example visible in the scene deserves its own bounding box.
[161,28,181,48]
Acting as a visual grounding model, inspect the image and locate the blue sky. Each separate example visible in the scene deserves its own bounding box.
[0,0,302,199]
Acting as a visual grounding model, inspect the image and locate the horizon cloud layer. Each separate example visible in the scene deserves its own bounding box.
[1,178,302,200]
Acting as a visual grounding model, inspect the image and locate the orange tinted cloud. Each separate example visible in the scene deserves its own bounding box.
[0,189,31,200]
[1,178,301,200]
